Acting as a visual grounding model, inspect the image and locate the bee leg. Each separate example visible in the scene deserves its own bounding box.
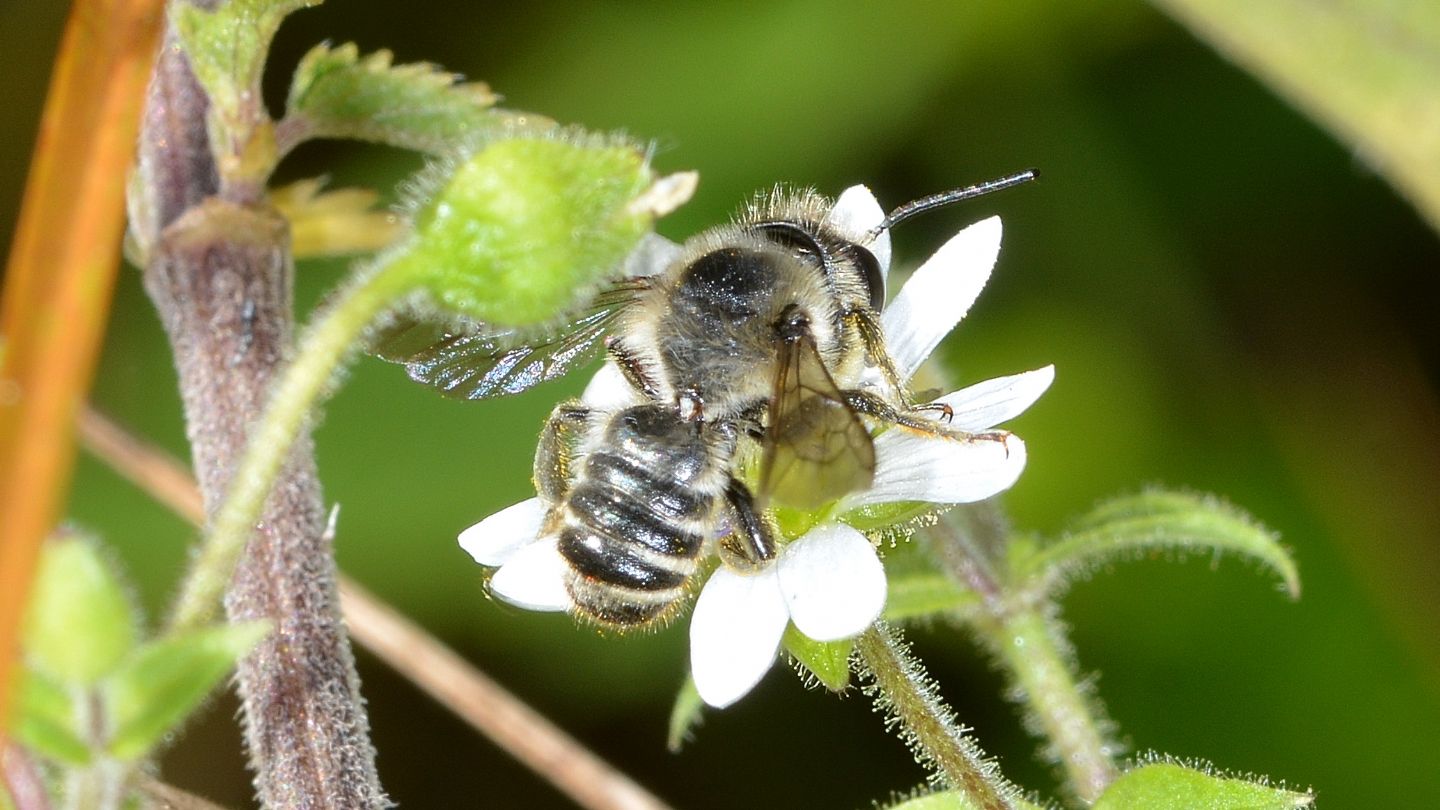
[533,402,593,502]
[722,478,777,568]
[734,401,768,440]
[844,308,907,397]
[605,337,662,400]
[843,389,1005,442]
[912,401,954,423]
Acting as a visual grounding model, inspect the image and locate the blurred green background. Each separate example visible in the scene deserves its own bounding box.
[4,2,1439,807]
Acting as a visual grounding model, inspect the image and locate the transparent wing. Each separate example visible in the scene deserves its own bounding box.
[370,281,645,400]
[759,332,875,511]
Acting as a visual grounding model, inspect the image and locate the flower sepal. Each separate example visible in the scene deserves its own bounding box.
[838,500,940,534]
[783,625,855,692]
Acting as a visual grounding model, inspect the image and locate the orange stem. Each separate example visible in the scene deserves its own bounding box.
[0,0,163,739]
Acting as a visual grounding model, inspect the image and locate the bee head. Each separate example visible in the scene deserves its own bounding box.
[750,170,1037,317]
[753,220,888,314]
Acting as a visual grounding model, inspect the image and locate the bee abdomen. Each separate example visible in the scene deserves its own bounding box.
[558,447,715,627]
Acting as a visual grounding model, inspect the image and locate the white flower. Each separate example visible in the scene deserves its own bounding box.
[458,186,1053,709]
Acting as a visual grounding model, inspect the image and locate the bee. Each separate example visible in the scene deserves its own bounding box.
[374,171,1036,628]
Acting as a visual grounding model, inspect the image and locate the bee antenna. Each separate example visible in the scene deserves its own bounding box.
[865,169,1038,240]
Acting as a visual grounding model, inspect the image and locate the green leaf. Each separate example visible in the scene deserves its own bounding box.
[11,668,90,765]
[1014,490,1299,598]
[393,133,688,327]
[1093,762,1312,809]
[103,621,269,760]
[174,0,320,128]
[883,571,981,623]
[23,533,138,685]
[1154,0,1440,232]
[281,43,504,155]
[666,676,704,753]
[782,625,853,692]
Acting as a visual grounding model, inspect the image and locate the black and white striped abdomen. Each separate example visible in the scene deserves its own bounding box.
[554,404,732,627]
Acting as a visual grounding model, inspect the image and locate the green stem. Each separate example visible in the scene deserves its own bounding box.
[65,689,123,810]
[930,505,1118,804]
[973,606,1117,803]
[166,261,409,633]
[855,625,1018,810]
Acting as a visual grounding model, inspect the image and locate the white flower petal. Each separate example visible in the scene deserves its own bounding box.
[777,523,885,642]
[881,216,1002,379]
[828,185,891,278]
[488,538,572,612]
[459,497,548,566]
[841,429,1027,510]
[581,361,644,410]
[931,365,1055,432]
[689,566,789,708]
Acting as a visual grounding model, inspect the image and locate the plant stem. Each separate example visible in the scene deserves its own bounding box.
[137,21,389,802]
[973,607,1117,803]
[855,624,1017,810]
[66,691,122,810]
[929,505,1118,803]
[166,259,406,633]
[133,776,234,810]
[144,198,394,808]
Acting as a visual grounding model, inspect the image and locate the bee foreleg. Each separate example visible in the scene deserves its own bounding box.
[845,308,907,398]
[533,402,593,501]
[721,478,777,568]
[842,389,995,439]
[912,401,954,423]
[843,390,1014,455]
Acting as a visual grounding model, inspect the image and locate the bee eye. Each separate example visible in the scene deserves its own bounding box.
[851,244,886,312]
[755,221,885,312]
[755,221,826,262]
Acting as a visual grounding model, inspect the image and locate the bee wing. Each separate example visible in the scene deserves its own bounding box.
[370,281,644,400]
[759,332,875,511]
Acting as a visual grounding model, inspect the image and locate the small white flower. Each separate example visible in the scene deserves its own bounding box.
[458,186,1053,709]
[689,522,884,707]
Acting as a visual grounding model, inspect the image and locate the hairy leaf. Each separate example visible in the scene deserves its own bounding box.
[281,43,503,155]
[104,621,270,760]
[174,0,320,127]
[11,668,90,765]
[1014,490,1298,598]
[23,534,138,685]
[1093,762,1312,809]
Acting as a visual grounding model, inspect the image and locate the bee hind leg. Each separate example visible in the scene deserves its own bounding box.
[533,402,593,501]
[719,478,777,569]
[605,337,662,401]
